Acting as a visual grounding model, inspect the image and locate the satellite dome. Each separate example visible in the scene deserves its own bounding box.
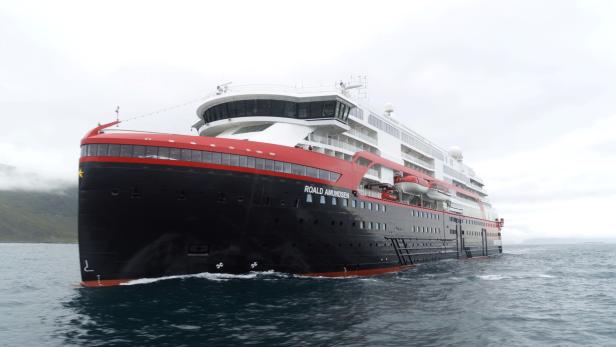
[384,103,394,113]
[449,146,463,161]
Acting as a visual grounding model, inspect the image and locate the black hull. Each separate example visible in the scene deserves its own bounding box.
[78,161,502,285]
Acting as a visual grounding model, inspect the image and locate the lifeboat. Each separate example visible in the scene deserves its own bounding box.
[382,190,398,201]
[426,182,451,201]
[394,175,430,194]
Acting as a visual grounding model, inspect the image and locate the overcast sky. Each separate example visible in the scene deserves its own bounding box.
[1,0,615,243]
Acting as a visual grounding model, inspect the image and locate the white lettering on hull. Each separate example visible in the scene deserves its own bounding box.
[304,185,350,199]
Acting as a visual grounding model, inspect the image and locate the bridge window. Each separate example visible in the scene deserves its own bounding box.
[306,194,313,203]
[202,99,353,123]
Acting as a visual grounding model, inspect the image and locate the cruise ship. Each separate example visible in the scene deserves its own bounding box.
[78,82,503,287]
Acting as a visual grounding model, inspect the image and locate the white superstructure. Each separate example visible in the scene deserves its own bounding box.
[192,82,498,221]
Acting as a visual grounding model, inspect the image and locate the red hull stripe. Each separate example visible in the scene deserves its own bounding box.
[300,265,415,277]
[81,279,131,287]
[80,266,415,287]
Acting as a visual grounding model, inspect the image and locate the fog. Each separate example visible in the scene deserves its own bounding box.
[1,0,615,243]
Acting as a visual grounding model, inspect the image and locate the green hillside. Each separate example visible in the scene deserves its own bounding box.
[0,187,77,243]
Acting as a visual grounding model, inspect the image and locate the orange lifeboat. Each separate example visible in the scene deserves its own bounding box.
[394,175,430,194]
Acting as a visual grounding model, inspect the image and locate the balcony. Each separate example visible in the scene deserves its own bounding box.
[401,152,434,170]
[345,127,378,146]
[308,133,377,155]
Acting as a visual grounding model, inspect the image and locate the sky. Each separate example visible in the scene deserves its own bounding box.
[1,0,615,243]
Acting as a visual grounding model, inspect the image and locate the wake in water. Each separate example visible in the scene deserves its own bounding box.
[477,273,556,281]
[121,270,291,286]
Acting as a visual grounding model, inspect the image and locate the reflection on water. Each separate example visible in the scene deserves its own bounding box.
[59,273,373,346]
[3,243,616,346]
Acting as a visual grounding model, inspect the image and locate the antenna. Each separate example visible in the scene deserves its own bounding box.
[216,81,232,95]
[115,106,120,121]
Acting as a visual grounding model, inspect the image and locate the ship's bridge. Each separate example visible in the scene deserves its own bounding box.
[193,90,356,147]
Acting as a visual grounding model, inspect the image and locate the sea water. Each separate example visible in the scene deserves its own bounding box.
[1,243,616,346]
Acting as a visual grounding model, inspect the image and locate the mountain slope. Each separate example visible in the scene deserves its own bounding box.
[0,187,77,243]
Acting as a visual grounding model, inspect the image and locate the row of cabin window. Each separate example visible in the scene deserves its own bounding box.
[411,209,440,220]
[449,216,493,227]
[305,193,387,213]
[412,226,442,234]
[358,221,386,231]
[81,143,341,182]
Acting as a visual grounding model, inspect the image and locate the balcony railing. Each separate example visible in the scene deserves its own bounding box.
[345,128,377,145]
[308,134,377,154]
[358,186,382,199]
[401,152,434,170]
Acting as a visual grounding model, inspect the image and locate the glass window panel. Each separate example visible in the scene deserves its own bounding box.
[246,156,255,168]
[319,196,326,204]
[367,202,372,210]
[245,100,257,116]
[256,99,271,117]
[202,151,212,163]
[169,148,181,160]
[271,100,285,117]
[352,200,356,208]
[382,205,386,213]
[133,145,146,158]
[221,153,230,165]
[239,155,247,167]
[145,146,158,158]
[383,223,387,230]
[97,144,108,156]
[360,201,365,209]
[230,154,240,166]
[284,101,297,118]
[310,102,323,118]
[343,198,348,207]
[318,169,329,180]
[81,145,87,157]
[88,144,98,156]
[158,147,170,159]
[367,222,372,230]
[264,159,274,171]
[323,101,335,117]
[236,101,246,117]
[255,158,265,169]
[332,197,337,205]
[212,152,221,164]
[306,167,319,178]
[191,150,202,162]
[274,161,284,172]
[306,194,313,203]
[375,204,379,212]
[360,221,364,229]
[284,162,293,173]
[108,144,120,157]
[291,164,305,176]
[298,103,308,119]
[120,144,132,157]
[375,223,380,230]
[329,172,340,181]
[180,149,191,161]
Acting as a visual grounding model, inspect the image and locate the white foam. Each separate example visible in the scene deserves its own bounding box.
[120,270,286,286]
[478,274,507,281]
